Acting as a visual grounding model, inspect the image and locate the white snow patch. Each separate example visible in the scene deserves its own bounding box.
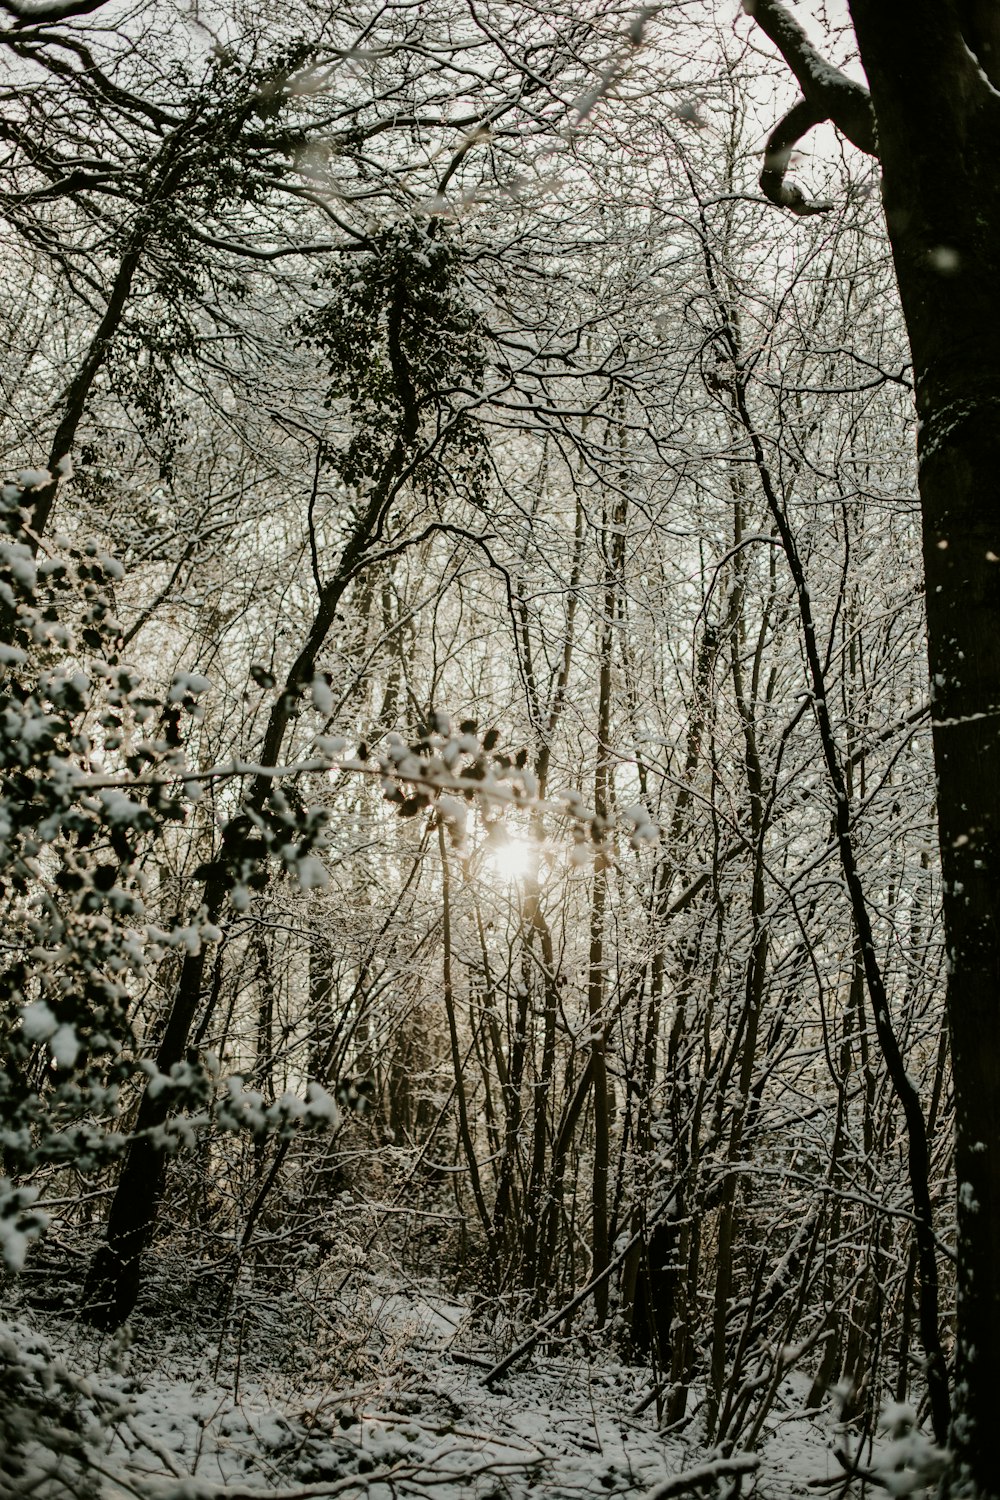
[49,1023,81,1070]
[21,1000,59,1043]
[16,468,51,490]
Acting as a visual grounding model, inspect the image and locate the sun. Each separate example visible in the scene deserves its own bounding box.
[486,833,535,882]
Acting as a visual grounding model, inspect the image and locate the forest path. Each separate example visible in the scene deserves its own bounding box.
[3,1272,864,1500]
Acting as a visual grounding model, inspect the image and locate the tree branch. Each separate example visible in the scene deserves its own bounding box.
[0,0,111,26]
[743,0,877,211]
[761,97,831,214]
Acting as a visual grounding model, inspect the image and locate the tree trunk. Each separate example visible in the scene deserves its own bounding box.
[586,478,627,1324]
[843,8,1000,1488]
[82,875,226,1327]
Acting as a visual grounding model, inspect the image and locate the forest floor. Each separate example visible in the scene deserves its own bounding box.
[2,1251,886,1500]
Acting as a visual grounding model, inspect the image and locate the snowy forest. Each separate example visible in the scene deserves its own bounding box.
[3,1,1000,1496]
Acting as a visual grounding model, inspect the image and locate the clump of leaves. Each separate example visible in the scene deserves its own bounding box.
[298,221,488,498]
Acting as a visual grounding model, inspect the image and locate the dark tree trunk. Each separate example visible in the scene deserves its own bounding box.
[744,1,1000,1482]
[629,1219,677,1360]
[843,8,1000,1489]
[82,880,226,1327]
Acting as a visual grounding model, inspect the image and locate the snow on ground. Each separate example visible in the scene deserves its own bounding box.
[0,1268,933,1499]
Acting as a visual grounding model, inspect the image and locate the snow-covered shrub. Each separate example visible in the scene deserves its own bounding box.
[0,482,174,1256]
[0,1317,126,1498]
[0,480,348,1259]
[871,1402,949,1498]
[0,478,353,1412]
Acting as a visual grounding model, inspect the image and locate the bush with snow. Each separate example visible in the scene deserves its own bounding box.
[0,478,355,1465]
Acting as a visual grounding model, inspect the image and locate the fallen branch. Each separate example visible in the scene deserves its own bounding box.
[643,1454,760,1498]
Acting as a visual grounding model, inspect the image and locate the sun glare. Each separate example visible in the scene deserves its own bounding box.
[486,835,535,882]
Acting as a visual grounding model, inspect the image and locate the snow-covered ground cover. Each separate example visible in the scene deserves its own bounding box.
[0,1266,942,1500]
